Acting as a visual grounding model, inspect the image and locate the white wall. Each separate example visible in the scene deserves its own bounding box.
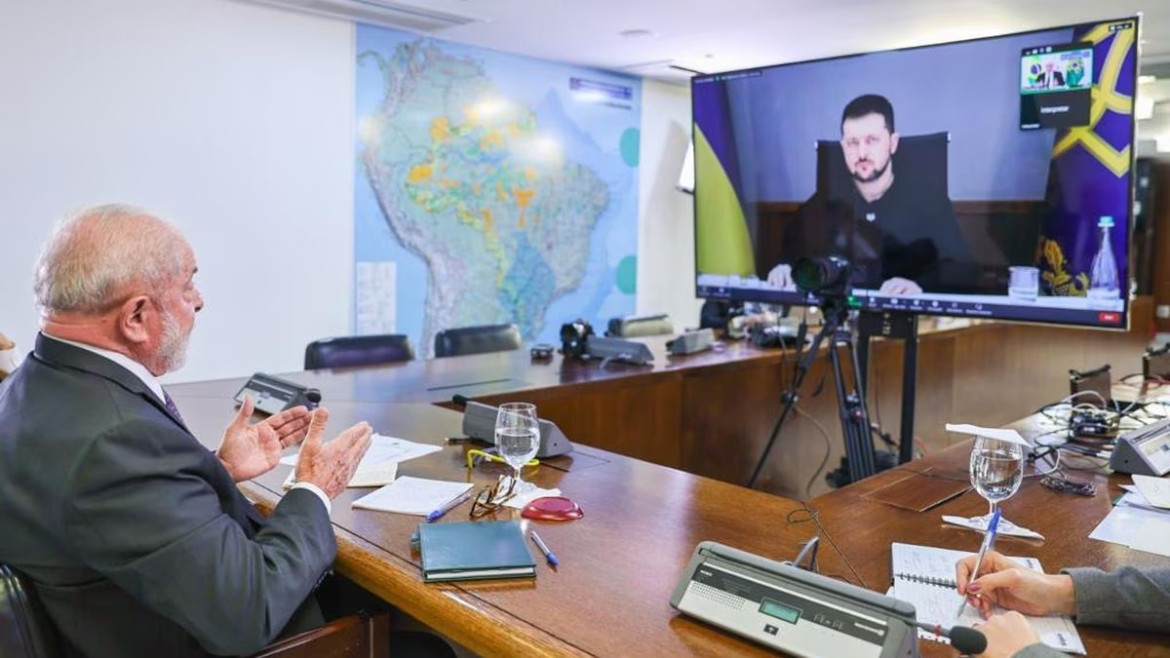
[0,0,355,383]
[637,81,702,328]
[0,0,696,382]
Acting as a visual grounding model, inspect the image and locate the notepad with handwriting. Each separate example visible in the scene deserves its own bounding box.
[891,542,1085,654]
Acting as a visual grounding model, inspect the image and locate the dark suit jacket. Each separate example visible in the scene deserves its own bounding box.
[0,334,336,657]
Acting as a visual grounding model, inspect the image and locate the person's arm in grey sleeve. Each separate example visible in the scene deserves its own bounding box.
[1064,567,1170,631]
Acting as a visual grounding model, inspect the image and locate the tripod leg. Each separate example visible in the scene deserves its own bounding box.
[828,330,877,485]
[747,319,832,490]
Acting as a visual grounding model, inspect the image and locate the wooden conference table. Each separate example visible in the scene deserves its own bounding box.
[168,340,1168,656]
[173,395,845,657]
[171,317,1149,503]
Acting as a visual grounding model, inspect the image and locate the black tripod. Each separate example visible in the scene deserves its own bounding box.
[747,298,880,490]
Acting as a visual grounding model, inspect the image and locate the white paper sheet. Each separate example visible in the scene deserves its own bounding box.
[1132,474,1170,509]
[944,424,1031,447]
[350,476,473,516]
[1089,499,1170,557]
[280,433,440,468]
[283,461,398,489]
[502,486,562,509]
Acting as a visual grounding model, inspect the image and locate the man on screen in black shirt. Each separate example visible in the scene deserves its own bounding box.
[768,94,972,294]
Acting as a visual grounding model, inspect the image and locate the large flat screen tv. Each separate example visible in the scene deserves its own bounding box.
[693,17,1137,329]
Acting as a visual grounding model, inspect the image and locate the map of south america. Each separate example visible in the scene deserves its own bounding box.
[356,30,638,355]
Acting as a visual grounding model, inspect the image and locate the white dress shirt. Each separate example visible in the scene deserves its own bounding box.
[45,334,331,513]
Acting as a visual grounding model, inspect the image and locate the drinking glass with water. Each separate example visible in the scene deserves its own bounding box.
[495,402,540,494]
[969,435,1025,523]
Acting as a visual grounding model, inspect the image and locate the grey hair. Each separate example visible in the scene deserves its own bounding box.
[33,204,187,316]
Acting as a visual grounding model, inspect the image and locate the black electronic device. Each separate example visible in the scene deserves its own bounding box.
[584,335,654,366]
[1069,408,1116,438]
[792,256,852,296]
[747,323,799,349]
[692,16,1137,331]
[667,328,716,355]
[530,343,555,360]
[234,372,320,415]
[451,395,573,458]
[559,319,593,358]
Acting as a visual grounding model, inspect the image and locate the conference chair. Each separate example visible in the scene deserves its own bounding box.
[0,564,60,658]
[304,334,414,370]
[433,323,522,358]
[0,562,389,658]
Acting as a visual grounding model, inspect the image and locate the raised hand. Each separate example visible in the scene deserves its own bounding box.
[294,408,373,499]
[216,397,310,482]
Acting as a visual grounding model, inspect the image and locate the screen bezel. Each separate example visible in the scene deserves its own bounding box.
[690,16,1140,331]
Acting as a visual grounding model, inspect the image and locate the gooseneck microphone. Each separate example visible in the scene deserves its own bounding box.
[452,394,470,408]
[910,620,987,654]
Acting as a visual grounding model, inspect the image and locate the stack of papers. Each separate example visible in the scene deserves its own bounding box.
[1089,475,1170,557]
[281,433,441,489]
[351,476,473,515]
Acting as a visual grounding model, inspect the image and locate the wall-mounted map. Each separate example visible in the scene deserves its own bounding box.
[355,25,641,356]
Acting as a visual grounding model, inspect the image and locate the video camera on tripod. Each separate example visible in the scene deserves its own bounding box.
[749,256,903,490]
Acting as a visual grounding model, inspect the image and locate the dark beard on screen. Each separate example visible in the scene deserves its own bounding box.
[852,159,889,183]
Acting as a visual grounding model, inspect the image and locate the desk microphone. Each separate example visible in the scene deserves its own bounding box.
[910,620,987,654]
[448,395,574,458]
[304,388,322,409]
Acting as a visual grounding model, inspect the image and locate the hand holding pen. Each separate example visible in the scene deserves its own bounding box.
[956,507,1001,619]
[955,550,1077,618]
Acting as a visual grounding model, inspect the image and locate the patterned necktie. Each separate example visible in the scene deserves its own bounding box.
[163,391,187,428]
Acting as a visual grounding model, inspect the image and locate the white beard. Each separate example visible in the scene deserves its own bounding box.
[158,309,190,373]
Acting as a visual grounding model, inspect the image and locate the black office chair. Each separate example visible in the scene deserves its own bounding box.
[304,334,414,370]
[0,564,62,658]
[433,323,522,358]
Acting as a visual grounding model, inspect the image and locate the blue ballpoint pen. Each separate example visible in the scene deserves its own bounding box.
[425,489,472,523]
[957,507,1002,618]
[530,531,559,568]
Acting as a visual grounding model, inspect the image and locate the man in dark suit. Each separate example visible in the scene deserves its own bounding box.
[767,94,973,295]
[0,204,374,657]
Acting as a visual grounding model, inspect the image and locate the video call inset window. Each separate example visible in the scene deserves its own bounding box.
[1019,43,1094,130]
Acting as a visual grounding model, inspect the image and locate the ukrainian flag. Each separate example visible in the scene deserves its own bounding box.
[694,83,755,276]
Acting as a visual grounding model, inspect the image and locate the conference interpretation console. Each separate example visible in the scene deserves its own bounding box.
[1110,417,1170,476]
[671,542,918,657]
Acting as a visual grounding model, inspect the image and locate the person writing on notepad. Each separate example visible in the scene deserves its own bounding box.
[956,551,1170,657]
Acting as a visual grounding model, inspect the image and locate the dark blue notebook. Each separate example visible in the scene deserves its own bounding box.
[418,520,536,582]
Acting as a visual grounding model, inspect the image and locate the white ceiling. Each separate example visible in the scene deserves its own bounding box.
[385,0,1169,83]
[245,0,1170,148]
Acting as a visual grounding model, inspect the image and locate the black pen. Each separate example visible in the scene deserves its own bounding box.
[530,531,559,567]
